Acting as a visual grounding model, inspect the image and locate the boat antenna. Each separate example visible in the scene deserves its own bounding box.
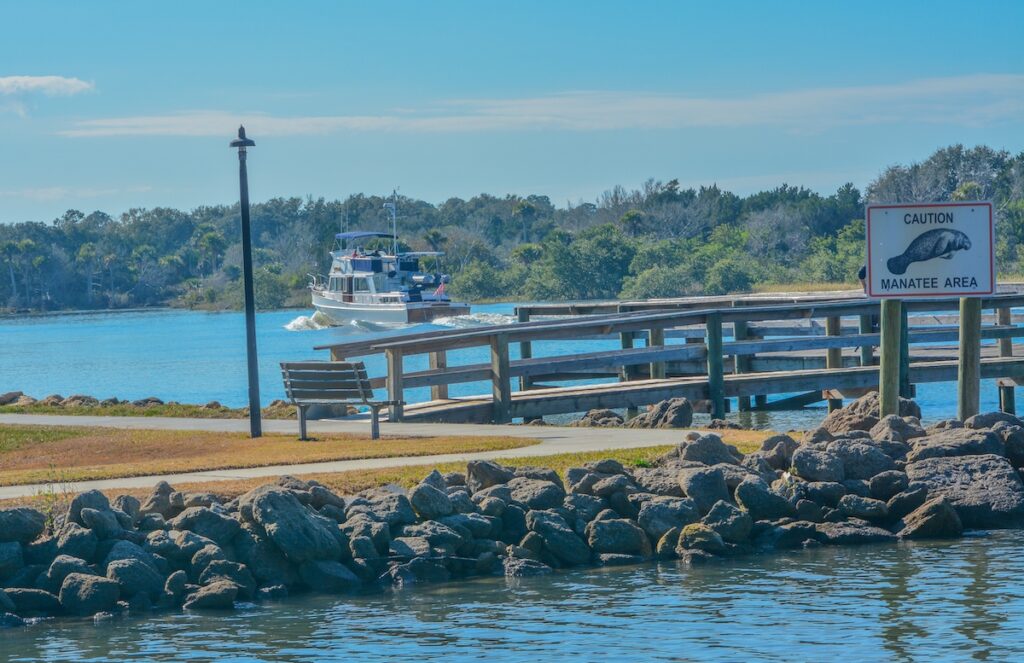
[382,188,399,256]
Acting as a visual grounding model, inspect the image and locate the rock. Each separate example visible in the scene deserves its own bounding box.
[140,482,176,518]
[906,454,1024,529]
[386,558,450,586]
[591,474,635,498]
[199,561,256,600]
[57,523,98,562]
[815,521,897,546]
[164,570,188,606]
[655,527,681,559]
[466,460,514,493]
[0,589,14,613]
[400,521,466,549]
[525,510,590,565]
[676,434,741,466]
[39,394,65,406]
[795,499,824,522]
[59,573,120,616]
[66,490,111,527]
[585,459,630,475]
[514,466,564,489]
[113,495,141,522]
[677,523,725,554]
[734,478,795,521]
[838,494,888,521]
[0,541,24,578]
[632,467,685,497]
[572,408,624,427]
[61,394,99,408]
[906,428,1005,463]
[701,500,752,544]
[965,411,1024,430]
[805,481,846,508]
[802,427,834,445]
[897,497,963,539]
[0,613,25,628]
[758,434,799,470]
[0,508,46,544]
[791,447,845,482]
[167,508,240,547]
[586,519,651,556]
[820,392,920,434]
[106,558,164,600]
[80,507,123,540]
[507,477,565,510]
[345,488,417,528]
[103,540,158,573]
[0,390,23,405]
[410,483,454,520]
[636,497,699,540]
[183,579,238,610]
[994,423,1024,468]
[624,397,693,428]
[842,479,871,498]
[7,588,62,616]
[827,440,896,480]
[678,467,730,515]
[240,486,342,562]
[503,557,553,577]
[39,555,94,594]
[887,484,930,521]
[707,419,741,430]
[869,471,909,502]
[870,415,926,443]
[753,521,821,551]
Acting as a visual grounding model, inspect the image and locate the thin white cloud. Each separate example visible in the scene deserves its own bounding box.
[0,185,151,202]
[59,73,1024,137]
[0,75,93,96]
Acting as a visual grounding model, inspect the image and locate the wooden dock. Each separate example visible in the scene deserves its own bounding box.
[315,288,1024,424]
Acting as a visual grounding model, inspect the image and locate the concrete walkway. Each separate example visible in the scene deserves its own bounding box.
[0,414,689,500]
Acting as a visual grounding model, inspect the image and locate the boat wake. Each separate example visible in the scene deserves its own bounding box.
[432,312,517,328]
[284,311,335,331]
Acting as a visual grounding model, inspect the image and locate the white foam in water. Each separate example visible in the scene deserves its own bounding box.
[284,311,334,331]
[432,312,517,328]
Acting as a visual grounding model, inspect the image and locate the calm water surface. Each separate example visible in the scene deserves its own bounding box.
[0,305,1016,430]
[3,532,1024,661]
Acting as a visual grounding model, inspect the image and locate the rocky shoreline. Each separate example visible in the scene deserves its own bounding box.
[0,390,298,418]
[3,392,1024,628]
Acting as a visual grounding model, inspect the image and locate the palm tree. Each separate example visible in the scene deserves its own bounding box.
[423,229,448,252]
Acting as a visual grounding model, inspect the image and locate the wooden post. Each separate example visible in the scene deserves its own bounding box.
[385,348,404,422]
[998,307,1016,414]
[879,299,902,418]
[429,350,448,401]
[733,318,752,411]
[620,328,638,420]
[706,312,725,419]
[958,297,982,421]
[825,315,843,412]
[490,333,512,424]
[899,303,912,399]
[517,308,533,392]
[648,326,666,379]
[859,314,874,366]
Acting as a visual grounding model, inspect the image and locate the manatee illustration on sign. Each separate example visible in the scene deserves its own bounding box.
[886,228,972,275]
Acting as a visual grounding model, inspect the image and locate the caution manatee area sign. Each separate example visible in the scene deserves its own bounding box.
[866,202,995,298]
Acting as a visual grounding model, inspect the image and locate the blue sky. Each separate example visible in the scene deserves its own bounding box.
[1,0,1023,222]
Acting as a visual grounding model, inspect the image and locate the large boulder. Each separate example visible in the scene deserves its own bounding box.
[344,488,416,528]
[827,440,896,480]
[525,510,590,565]
[167,507,240,546]
[298,560,360,593]
[897,497,963,539]
[0,542,24,579]
[7,588,61,616]
[182,579,238,610]
[466,461,514,493]
[572,409,624,427]
[791,448,844,483]
[66,490,111,527]
[0,508,46,544]
[906,454,1024,529]
[586,519,651,556]
[636,497,699,540]
[758,435,799,471]
[734,478,794,521]
[239,486,342,563]
[507,477,565,510]
[625,398,693,428]
[409,483,453,520]
[38,555,94,594]
[815,521,896,545]
[965,412,1024,430]
[106,558,164,601]
[838,495,888,521]
[701,500,752,544]
[819,392,920,434]
[59,573,120,616]
[678,467,730,515]
[632,467,685,497]
[57,523,98,562]
[870,415,926,443]
[675,434,741,466]
[905,428,1005,463]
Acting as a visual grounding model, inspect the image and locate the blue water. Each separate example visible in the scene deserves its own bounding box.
[0,305,1015,429]
[3,532,1024,661]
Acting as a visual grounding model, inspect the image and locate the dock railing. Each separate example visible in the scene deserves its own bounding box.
[314,290,1024,424]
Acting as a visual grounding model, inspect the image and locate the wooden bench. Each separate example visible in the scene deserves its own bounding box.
[280,361,400,440]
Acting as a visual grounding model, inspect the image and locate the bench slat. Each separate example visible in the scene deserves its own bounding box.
[287,389,367,400]
[283,378,368,390]
[280,361,363,371]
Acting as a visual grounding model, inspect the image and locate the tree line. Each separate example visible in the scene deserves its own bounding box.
[2,144,1023,312]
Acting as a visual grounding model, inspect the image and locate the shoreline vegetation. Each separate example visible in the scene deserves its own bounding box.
[0,392,1020,628]
[2,145,1023,315]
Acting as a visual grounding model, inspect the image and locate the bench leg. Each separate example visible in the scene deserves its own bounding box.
[298,405,309,441]
[370,405,381,440]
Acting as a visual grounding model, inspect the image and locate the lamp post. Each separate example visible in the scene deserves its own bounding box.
[230,125,262,437]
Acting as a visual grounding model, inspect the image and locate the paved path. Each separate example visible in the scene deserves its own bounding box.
[0,414,688,500]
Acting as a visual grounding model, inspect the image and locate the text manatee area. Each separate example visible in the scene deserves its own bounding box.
[866,203,994,298]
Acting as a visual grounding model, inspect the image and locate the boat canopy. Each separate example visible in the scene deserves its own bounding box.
[335,231,395,241]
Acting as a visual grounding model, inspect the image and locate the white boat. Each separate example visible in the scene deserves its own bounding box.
[309,197,470,325]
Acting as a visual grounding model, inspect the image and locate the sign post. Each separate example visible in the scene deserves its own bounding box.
[866,202,994,418]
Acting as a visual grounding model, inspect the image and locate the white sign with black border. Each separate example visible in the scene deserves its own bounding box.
[866,201,994,298]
